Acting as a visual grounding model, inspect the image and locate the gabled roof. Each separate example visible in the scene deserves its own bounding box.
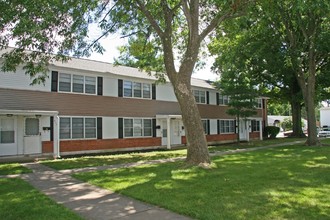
[1,47,216,90]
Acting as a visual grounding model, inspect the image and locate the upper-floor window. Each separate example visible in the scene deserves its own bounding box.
[251,120,260,132]
[124,81,151,99]
[256,98,262,108]
[60,117,97,140]
[193,90,206,104]
[59,73,96,94]
[124,118,152,138]
[219,120,235,134]
[218,94,230,105]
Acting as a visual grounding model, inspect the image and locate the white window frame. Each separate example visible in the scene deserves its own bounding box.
[58,73,97,95]
[193,90,206,104]
[59,117,97,140]
[0,117,15,144]
[123,80,152,99]
[251,120,261,132]
[202,119,209,134]
[123,118,153,138]
[256,98,262,109]
[219,94,230,105]
[219,119,235,134]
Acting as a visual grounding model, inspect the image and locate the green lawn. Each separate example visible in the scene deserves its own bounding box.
[0,163,31,175]
[74,145,330,220]
[0,178,82,220]
[41,137,305,170]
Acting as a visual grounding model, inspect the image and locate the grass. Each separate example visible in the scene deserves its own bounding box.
[0,178,82,220]
[41,137,305,170]
[0,163,31,175]
[74,144,330,220]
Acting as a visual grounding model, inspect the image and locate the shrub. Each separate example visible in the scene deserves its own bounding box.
[264,126,280,139]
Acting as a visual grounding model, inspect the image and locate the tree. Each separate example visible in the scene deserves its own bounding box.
[210,0,330,143]
[215,71,258,142]
[265,0,330,145]
[0,1,253,165]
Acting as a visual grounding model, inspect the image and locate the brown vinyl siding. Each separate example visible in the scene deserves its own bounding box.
[0,88,263,118]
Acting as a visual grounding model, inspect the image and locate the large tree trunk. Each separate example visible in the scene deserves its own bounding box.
[290,100,305,137]
[172,76,211,165]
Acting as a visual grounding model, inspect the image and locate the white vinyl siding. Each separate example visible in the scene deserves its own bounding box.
[219,120,235,134]
[60,117,97,140]
[58,73,96,95]
[124,118,152,137]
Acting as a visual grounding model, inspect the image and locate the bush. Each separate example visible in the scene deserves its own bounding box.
[264,126,280,139]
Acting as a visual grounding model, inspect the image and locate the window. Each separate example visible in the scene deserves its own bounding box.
[0,118,15,143]
[25,118,39,136]
[193,90,206,104]
[256,98,262,108]
[251,120,260,132]
[202,120,209,134]
[60,117,97,139]
[59,73,71,92]
[124,80,152,99]
[58,73,96,95]
[124,118,152,137]
[219,94,230,105]
[219,120,235,134]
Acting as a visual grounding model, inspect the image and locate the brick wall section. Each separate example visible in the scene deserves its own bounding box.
[181,133,238,145]
[42,137,162,153]
[249,132,260,140]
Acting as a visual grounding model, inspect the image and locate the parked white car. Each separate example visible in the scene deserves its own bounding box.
[318,126,330,137]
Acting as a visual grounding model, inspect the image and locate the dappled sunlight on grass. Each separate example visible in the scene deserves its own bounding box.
[0,178,82,220]
[0,163,31,175]
[74,145,330,219]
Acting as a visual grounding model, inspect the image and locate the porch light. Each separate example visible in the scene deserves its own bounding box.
[6,114,13,117]
[35,114,42,118]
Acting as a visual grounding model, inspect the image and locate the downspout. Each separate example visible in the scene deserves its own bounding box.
[56,115,61,158]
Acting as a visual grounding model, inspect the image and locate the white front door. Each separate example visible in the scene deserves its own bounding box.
[161,119,182,146]
[0,117,17,156]
[170,119,181,145]
[239,119,248,141]
[23,118,41,154]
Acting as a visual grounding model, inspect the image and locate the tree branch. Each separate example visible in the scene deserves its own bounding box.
[135,0,164,39]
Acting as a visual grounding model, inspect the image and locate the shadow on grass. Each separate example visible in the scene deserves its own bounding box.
[74,145,330,220]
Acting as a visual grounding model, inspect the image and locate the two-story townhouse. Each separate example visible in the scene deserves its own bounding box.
[0,50,268,158]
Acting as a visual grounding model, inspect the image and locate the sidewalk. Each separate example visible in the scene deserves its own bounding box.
[21,163,191,220]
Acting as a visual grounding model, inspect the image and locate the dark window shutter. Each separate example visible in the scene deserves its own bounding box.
[51,71,58,92]
[217,120,220,134]
[118,118,123,138]
[234,120,237,133]
[216,93,220,105]
[207,119,210,135]
[206,91,210,104]
[50,116,54,141]
[152,119,157,137]
[118,79,123,97]
[97,77,103,96]
[152,84,156,100]
[97,117,102,139]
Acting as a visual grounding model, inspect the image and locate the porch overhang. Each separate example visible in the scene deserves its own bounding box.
[0,109,60,158]
[156,114,182,119]
[0,109,58,116]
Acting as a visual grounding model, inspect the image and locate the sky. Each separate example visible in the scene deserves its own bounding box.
[87,33,219,81]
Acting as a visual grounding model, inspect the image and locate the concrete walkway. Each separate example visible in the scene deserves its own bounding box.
[20,163,191,220]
